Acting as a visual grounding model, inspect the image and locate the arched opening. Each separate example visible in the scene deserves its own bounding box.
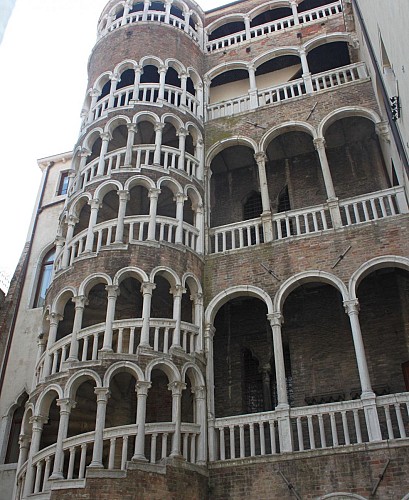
[165,67,181,88]
[151,275,173,319]
[146,369,173,423]
[107,124,128,153]
[97,190,119,225]
[117,68,135,91]
[208,20,245,41]
[97,80,111,102]
[209,69,249,105]
[82,284,108,329]
[324,116,389,205]
[39,392,60,451]
[251,7,293,28]
[307,41,351,75]
[183,194,195,226]
[298,0,336,12]
[255,55,302,91]
[85,136,102,165]
[72,200,91,237]
[5,393,29,463]
[157,185,177,219]
[181,282,193,324]
[116,277,143,320]
[33,248,56,308]
[210,145,258,227]
[56,298,75,342]
[130,2,144,13]
[135,120,155,145]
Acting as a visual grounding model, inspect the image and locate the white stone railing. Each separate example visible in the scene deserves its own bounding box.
[376,392,409,440]
[25,421,200,497]
[78,145,199,189]
[207,62,368,121]
[214,411,279,461]
[339,186,408,226]
[36,319,200,380]
[205,1,342,53]
[312,62,368,91]
[209,187,409,254]
[104,11,200,43]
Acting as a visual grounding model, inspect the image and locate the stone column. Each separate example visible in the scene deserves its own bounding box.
[192,385,207,464]
[42,313,63,378]
[142,0,150,21]
[102,285,120,351]
[261,363,273,411]
[248,64,258,108]
[192,293,204,352]
[169,381,186,457]
[153,123,164,164]
[132,381,151,461]
[67,295,87,362]
[183,10,191,32]
[180,72,188,108]
[158,65,167,102]
[89,388,110,468]
[195,204,204,254]
[204,324,216,461]
[170,285,185,349]
[244,15,251,39]
[300,49,313,93]
[177,128,187,172]
[121,0,132,25]
[97,132,111,176]
[49,399,76,480]
[78,149,91,181]
[132,67,142,101]
[343,299,382,441]
[140,283,156,347]
[196,83,204,120]
[175,193,187,244]
[195,138,205,180]
[85,199,101,252]
[61,215,78,269]
[267,313,292,452]
[124,124,137,167]
[33,335,46,389]
[114,190,130,244]
[290,0,299,25]
[23,416,47,498]
[164,0,171,23]
[148,188,161,240]
[108,75,119,109]
[16,434,30,472]
[87,89,100,124]
[254,152,273,242]
[313,138,342,228]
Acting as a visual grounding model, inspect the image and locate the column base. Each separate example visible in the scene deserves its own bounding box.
[100,347,113,353]
[49,472,64,481]
[65,357,78,363]
[88,461,104,469]
[131,454,148,462]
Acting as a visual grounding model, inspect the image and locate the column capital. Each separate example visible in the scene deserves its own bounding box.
[179,71,188,80]
[204,323,216,338]
[375,121,390,141]
[141,282,156,295]
[72,295,88,308]
[167,381,187,395]
[80,148,91,158]
[344,298,360,315]
[100,132,112,141]
[56,398,77,413]
[267,312,283,326]
[18,434,31,447]
[191,385,206,399]
[174,193,188,203]
[90,88,101,98]
[67,215,79,226]
[154,122,165,132]
[254,152,267,164]
[105,284,120,298]
[191,292,203,305]
[134,66,143,75]
[117,190,130,202]
[127,123,138,133]
[94,387,110,402]
[313,137,326,150]
[88,198,101,209]
[109,73,120,83]
[29,415,48,429]
[148,188,161,199]
[158,64,167,74]
[170,284,186,298]
[177,127,188,137]
[135,380,152,396]
[47,312,63,325]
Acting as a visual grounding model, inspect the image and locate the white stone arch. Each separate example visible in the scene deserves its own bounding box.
[114,59,138,77]
[125,174,156,192]
[132,110,161,126]
[205,60,249,82]
[51,287,77,316]
[303,31,355,54]
[260,120,317,152]
[104,114,131,135]
[318,106,382,138]
[82,127,104,152]
[186,67,202,88]
[108,1,127,19]
[248,0,293,22]
[113,266,149,286]
[139,55,164,71]
[185,121,203,145]
[252,46,301,70]
[205,285,274,325]
[181,362,205,387]
[320,494,367,500]
[0,389,30,461]
[161,112,184,130]
[78,272,112,297]
[93,71,113,94]
[164,58,186,76]
[172,0,189,14]
[184,184,202,209]
[64,369,103,399]
[182,272,203,295]
[94,179,123,201]
[68,192,92,219]
[21,404,34,436]
[157,175,183,195]
[145,358,181,383]
[273,270,349,314]
[34,385,64,415]
[206,13,246,37]
[349,255,409,300]
[206,136,259,166]
[150,266,181,288]
[103,361,145,387]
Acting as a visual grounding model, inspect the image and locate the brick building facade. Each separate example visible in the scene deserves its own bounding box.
[0,0,409,499]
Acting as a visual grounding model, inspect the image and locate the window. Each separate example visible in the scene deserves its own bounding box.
[57,172,69,196]
[33,248,55,308]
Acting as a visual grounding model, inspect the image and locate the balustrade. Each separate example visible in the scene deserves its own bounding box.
[376,393,409,440]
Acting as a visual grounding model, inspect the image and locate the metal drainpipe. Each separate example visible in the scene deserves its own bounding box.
[0,162,53,395]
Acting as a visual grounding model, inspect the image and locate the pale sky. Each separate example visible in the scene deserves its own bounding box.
[0,0,224,291]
